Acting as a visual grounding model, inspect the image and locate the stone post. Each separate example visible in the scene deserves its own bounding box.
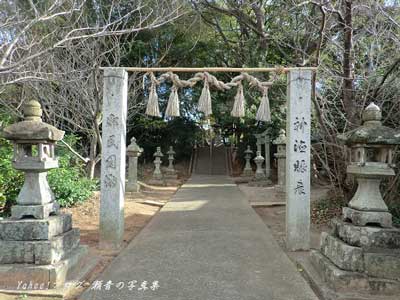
[255,137,262,153]
[286,69,312,251]
[273,129,286,200]
[149,147,166,186]
[100,68,128,250]
[240,145,254,178]
[264,134,272,179]
[126,137,143,193]
[0,100,93,290]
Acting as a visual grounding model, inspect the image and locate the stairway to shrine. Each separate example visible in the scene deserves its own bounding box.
[80,175,318,300]
[193,145,229,175]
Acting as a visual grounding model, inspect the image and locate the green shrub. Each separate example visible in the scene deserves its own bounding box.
[49,135,98,207]
[0,137,24,213]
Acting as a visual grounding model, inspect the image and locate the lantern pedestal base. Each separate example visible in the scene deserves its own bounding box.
[240,168,254,178]
[248,176,272,187]
[343,207,392,228]
[164,169,178,180]
[303,219,400,299]
[148,174,166,186]
[126,182,140,193]
[0,213,98,291]
[0,245,96,290]
[275,185,286,201]
[11,201,59,220]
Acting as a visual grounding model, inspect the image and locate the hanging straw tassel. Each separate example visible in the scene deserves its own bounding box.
[231,83,245,117]
[198,77,212,116]
[145,74,161,117]
[165,85,180,117]
[256,88,271,122]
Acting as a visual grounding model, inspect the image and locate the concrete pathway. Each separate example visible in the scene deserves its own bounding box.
[81,175,318,300]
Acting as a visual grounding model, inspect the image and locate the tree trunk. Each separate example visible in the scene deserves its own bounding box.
[342,0,356,126]
[86,133,98,180]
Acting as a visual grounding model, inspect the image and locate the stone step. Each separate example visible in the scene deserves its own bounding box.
[0,213,72,241]
[310,249,400,296]
[0,247,99,298]
[320,232,364,272]
[298,252,399,300]
[0,245,89,290]
[332,219,400,250]
[320,231,400,280]
[364,252,400,281]
[0,228,80,265]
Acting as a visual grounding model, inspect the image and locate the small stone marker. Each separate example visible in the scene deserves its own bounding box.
[126,137,143,193]
[0,100,92,290]
[309,103,400,296]
[286,69,312,251]
[149,147,166,186]
[273,129,286,200]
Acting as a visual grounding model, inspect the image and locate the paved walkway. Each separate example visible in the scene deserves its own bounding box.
[81,175,318,300]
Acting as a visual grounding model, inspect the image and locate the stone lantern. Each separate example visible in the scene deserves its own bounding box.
[339,102,400,228]
[273,129,286,199]
[249,150,272,187]
[308,103,400,298]
[3,100,64,219]
[253,151,266,180]
[126,137,143,193]
[165,146,177,178]
[149,146,165,186]
[0,100,93,291]
[240,145,254,178]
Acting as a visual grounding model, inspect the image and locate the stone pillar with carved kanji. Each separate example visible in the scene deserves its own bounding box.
[149,147,166,186]
[0,100,96,290]
[273,129,286,200]
[126,137,143,193]
[309,103,400,297]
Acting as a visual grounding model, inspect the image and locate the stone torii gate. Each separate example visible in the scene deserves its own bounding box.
[100,67,314,251]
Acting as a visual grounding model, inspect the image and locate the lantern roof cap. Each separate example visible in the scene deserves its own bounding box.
[244,145,253,154]
[2,100,64,142]
[127,137,143,154]
[167,146,176,155]
[273,129,286,145]
[154,146,163,157]
[338,102,400,146]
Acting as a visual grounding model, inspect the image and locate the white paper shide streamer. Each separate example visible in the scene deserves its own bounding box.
[231,83,245,117]
[165,85,180,117]
[145,76,161,117]
[198,78,212,116]
[256,88,271,122]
